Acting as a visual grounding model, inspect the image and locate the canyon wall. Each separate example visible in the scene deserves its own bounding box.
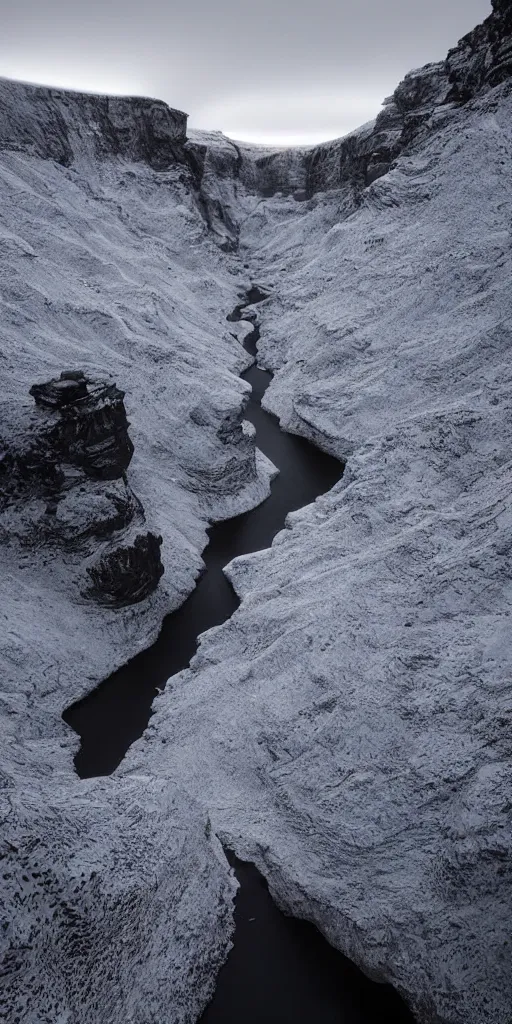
[129,4,512,1023]
[1,2,512,1022]
[0,78,187,168]
[0,77,273,1024]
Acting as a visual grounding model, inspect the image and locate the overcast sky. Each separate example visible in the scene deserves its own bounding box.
[0,0,492,145]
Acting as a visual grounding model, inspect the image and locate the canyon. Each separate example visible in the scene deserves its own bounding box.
[1,2,512,1022]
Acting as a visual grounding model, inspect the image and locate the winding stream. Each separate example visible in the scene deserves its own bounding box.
[63,292,414,1024]
[63,293,342,777]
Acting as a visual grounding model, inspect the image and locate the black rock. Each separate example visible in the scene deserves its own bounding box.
[447,0,512,99]
[60,369,87,381]
[29,378,88,409]
[86,532,164,606]
[30,373,134,480]
[1,372,164,606]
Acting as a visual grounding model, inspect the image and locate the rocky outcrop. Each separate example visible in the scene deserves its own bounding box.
[0,371,164,605]
[446,0,512,100]
[28,371,135,480]
[186,401,260,495]
[186,131,243,251]
[304,119,388,198]
[0,77,188,169]
[188,129,309,231]
[238,145,308,198]
[302,57,454,198]
[303,0,512,198]
[86,531,164,606]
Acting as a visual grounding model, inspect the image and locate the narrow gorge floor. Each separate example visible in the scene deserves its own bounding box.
[63,297,342,776]
[64,297,414,1024]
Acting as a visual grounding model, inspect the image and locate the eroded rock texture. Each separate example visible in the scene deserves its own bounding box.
[214,0,512,204]
[2,4,512,1024]
[125,9,512,1024]
[0,71,274,1024]
[0,776,236,1024]
[304,0,512,197]
[28,372,135,479]
[0,371,163,605]
[185,397,261,495]
[186,131,243,251]
[447,0,512,99]
[87,531,164,606]
[0,78,188,169]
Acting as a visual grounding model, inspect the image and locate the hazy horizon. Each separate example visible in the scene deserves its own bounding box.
[0,0,492,145]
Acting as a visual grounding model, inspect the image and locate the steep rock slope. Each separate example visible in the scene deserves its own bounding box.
[0,80,274,1023]
[0,78,188,168]
[2,3,512,1022]
[124,5,512,1023]
[0,77,275,706]
[1,778,236,1024]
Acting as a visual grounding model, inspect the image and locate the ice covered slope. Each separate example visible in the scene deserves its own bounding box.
[0,79,275,1023]
[0,77,275,711]
[125,12,512,1024]
[2,2,512,1022]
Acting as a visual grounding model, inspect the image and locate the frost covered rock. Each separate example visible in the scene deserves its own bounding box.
[0,70,273,664]
[446,0,512,100]
[267,0,512,200]
[0,372,165,606]
[0,74,273,1024]
[0,774,236,1024]
[0,77,187,168]
[186,131,242,251]
[2,4,512,1024]
[126,26,512,1024]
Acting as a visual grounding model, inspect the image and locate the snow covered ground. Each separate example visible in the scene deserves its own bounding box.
[0,81,273,1023]
[2,3,512,1021]
[130,61,512,1024]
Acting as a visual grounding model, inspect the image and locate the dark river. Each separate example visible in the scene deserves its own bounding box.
[63,293,415,1024]
[63,314,342,778]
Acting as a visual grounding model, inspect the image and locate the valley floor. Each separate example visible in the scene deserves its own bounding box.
[1,14,512,1021]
